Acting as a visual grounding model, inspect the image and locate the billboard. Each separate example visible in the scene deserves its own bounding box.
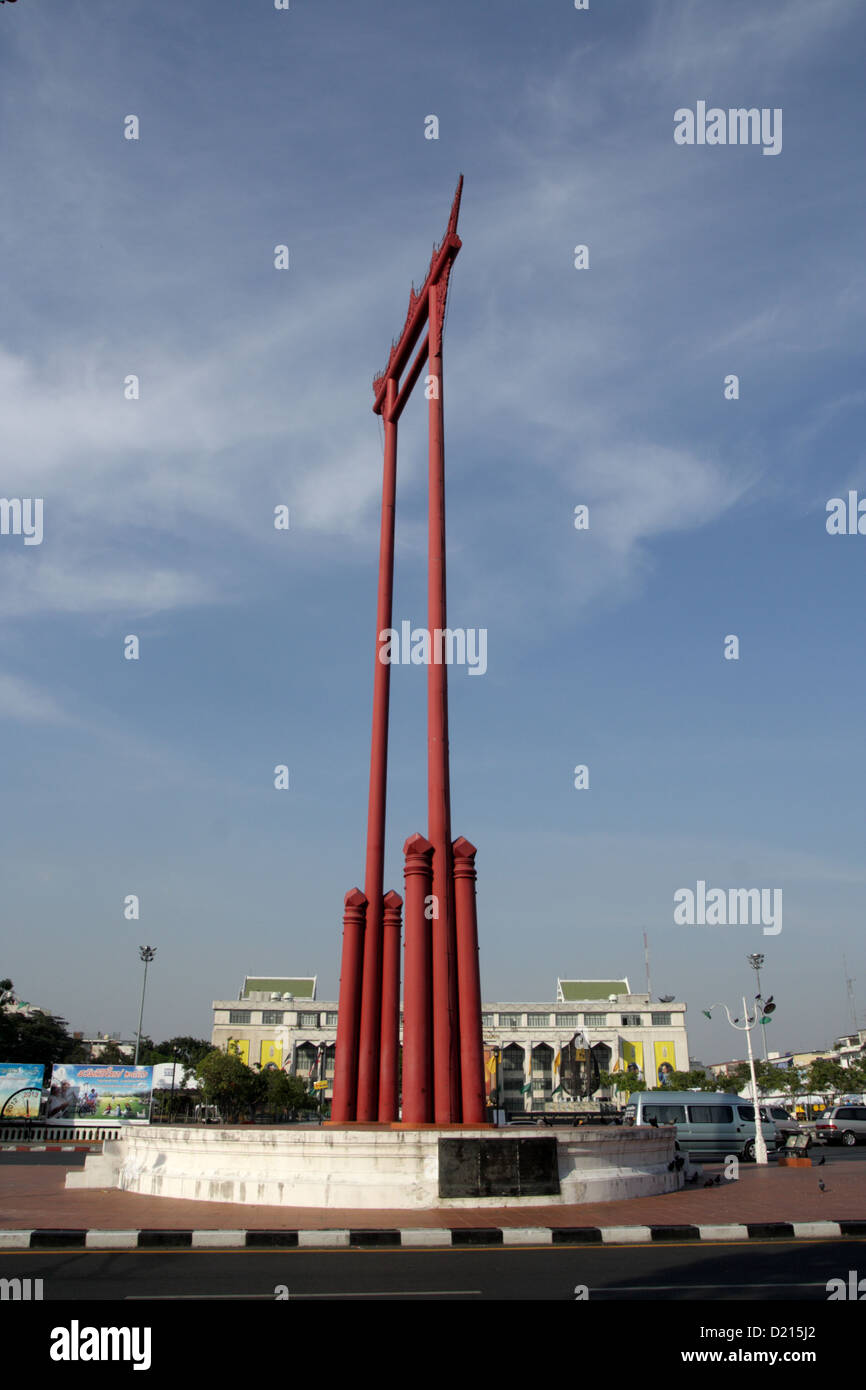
[45,1064,153,1122]
[0,1063,45,1119]
[654,1040,676,1087]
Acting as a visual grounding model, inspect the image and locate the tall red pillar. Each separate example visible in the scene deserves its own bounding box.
[378,890,403,1122]
[330,888,368,1122]
[356,377,399,1120]
[427,281,461,1123]
[402,833,434,1123]
[452,837,486,1124]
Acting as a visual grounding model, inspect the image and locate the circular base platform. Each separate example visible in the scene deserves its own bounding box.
[66,1124,681,1209]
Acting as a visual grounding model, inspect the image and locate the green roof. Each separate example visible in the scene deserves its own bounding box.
[242,977,316,999]
[557,979,629,1001]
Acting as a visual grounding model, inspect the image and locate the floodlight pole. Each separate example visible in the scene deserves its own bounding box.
[134,946,156,1066]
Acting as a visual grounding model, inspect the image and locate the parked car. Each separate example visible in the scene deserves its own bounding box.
[759,1105,803,1143]
[814,1105,866,1146]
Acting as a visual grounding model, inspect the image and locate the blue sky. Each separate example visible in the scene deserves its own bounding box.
[1,0,864,1063]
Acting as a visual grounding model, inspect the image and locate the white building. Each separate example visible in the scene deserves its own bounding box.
[211,975,690,1111]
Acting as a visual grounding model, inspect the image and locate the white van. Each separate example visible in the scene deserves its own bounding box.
[622,1090,778,1161]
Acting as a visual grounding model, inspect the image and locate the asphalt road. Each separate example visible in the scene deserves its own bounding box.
[1,1237,863,1301]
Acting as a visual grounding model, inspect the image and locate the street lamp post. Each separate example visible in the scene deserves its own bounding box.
[134,946,157,1066]
[748,953,769,1062]
[704,996,770,1165]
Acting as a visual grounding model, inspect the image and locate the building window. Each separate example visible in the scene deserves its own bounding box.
[557,1014,579,1028]
[299,1012,319,1028]
[261,1010,283,1026]
[527,1014,550,1028]
[501,1043,524,1074]
[584,1014,606,1027]
[499,1015,522,1029]
[229,1011,251,1025]
[325,1013,338,1026]
[651,1013,672,1027]
[621,1014,642,1027]
[481,1014,494,1027]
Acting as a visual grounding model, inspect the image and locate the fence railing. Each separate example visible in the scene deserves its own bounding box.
[0,1126,121,1143]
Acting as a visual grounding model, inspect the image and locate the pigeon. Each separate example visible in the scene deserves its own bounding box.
[703,1179,714,1187]
[818,1179,826,1192]
[714,1174,722,1185]
[817,1155,826,1166]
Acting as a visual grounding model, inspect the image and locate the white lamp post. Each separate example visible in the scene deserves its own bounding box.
[703,996,769,1165]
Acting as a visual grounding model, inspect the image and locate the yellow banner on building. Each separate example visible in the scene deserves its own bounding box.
[621,1040,643,1076]
[260,1039,283,1069]
[654,1040,676,1087]
[483,1048,498,1105]
[227,1038,249,1066]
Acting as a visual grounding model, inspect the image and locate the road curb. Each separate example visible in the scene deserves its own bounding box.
[0,1145,98,1153]
[1,1221,864,1249]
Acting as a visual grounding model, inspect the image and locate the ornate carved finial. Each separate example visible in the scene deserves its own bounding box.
[447,174,463,238]
[373,177,463,398]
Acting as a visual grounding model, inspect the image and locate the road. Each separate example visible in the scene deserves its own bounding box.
[1,1237,864,1301]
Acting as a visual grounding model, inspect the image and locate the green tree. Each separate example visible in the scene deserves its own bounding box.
[712,1066,751,1094]
[777,1066,807,1109]
[660,1069,719,1092]
[195,1049,258,1121]
[754,1062,790,1096]
[257,1067,313,1117]
[141,1036,215,1069]
[841,1059,866,1094]
[807,1057,849,1106]
[600,1070,646,1095]
[0,982,76,1065]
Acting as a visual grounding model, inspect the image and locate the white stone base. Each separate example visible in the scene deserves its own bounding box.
[66,1124,681,1209]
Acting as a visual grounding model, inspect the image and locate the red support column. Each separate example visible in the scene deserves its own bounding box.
[330,887,368,1122]
[452,837,486,1124]
[402,833,434,1124]
[378,890,403,1122]
[427,281,461,1122]
[357,377,399,1121]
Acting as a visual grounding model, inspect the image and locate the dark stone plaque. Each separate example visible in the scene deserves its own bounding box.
[438,1136,560,1198]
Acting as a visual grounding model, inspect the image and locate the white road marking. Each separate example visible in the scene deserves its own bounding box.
[127,1289,483,1299]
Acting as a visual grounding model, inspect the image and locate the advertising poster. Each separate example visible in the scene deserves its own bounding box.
[227,1038,249,1066]
[0,1063,45,1119]
[654,1040,676,1087]
[621,1040,644,1076]
[45,1064,153,1122]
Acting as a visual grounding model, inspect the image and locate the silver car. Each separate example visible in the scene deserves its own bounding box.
[759,1104,803,1144]
[815,1105,866,1146]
